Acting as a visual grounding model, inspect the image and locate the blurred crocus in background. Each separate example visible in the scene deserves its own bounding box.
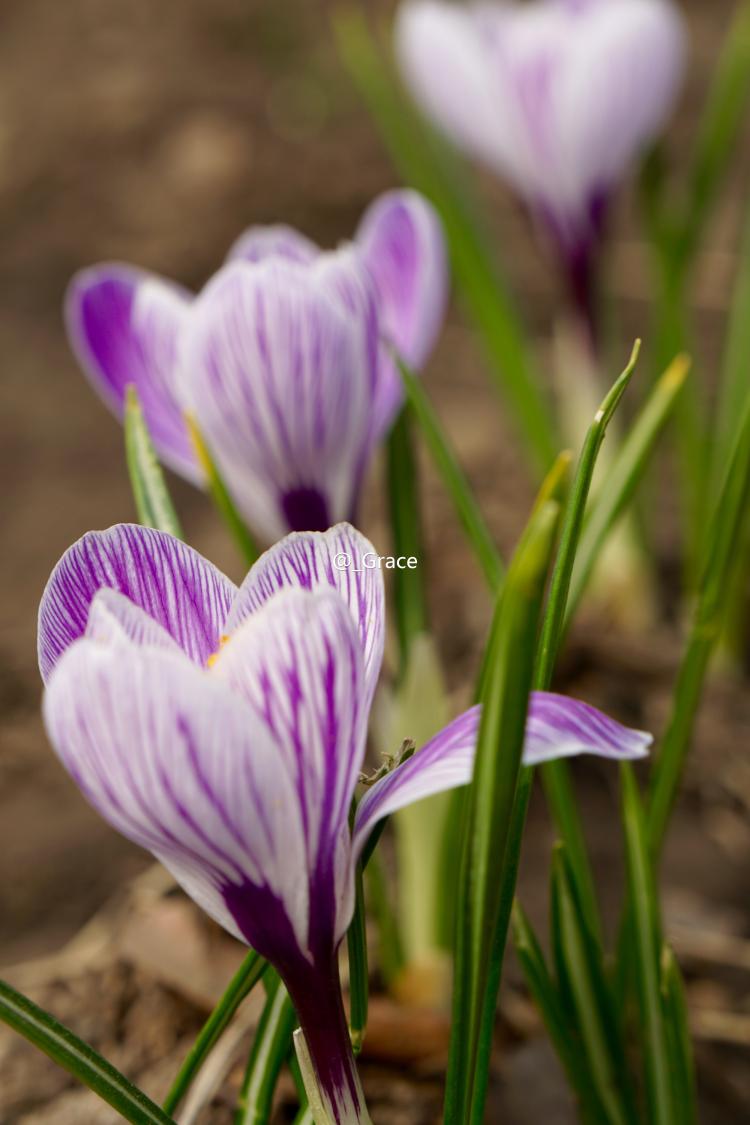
[396,0,686,343]
[65,190,447,541]
[38,521,650,1123]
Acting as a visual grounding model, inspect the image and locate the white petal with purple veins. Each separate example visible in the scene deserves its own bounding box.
[184,260,377,541]
[65,264,199,481]
[227,525,385,710]
[38,524,237,681]
[227,224,321,265]
[523,691,652,766]
[43,639,308,954]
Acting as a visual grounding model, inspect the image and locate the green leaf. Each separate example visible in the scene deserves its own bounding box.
[679,2,750,267]
[511,902,607,1125]
[124,386,184,539]
[335,9,558,474]
[660,946,697,1125]
[163,951,267,1115]
[648,390,750,853]
[235,972,297,1125]
[397,357,504,591]
[568,354,690,619]
[550,849,638,1125]
[185,413,260,568]
[621,765,674,1125]
[346,858,369,1055]
[386,405,429,675]
[444,498,560,1124]
[0,977,176,1125]
[712,190,750,494]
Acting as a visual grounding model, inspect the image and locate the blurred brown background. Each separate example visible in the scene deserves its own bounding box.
[1,1,749,1121]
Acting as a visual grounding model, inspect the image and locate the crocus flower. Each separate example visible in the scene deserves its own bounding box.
[39,522,650,1123]
[396,0,685,326]
[65,190,448,541]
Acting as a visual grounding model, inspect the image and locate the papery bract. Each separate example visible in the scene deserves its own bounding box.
[39,522,650,1123]
[65,191,448,542]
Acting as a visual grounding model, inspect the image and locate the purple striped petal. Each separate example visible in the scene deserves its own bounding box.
[225,524,385,711]
[227,224,320,265]
[396,0,685,251]
[85,588,185,654]
[38,524,236,681]
[43,638,309,961]
[184,260,378,541]
[356,190,448,432]
[352,692,651,857]
[211,589,368,950]
[65,264,199,482]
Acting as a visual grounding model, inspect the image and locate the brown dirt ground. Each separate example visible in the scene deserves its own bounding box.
[1,1,749,1121]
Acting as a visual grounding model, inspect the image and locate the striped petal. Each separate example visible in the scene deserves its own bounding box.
[183,260,377,541]
[356,190,448,432]
[225,524,385,711]
[211,589,368,950]
[43,638,309,963]
[352,692,651,857]
[227,224,320,265]
[65,264,199,481]
[38,524,236,681]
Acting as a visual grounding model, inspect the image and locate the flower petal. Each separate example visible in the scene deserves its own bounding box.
[356,189,448,430]
[65,264,199,481]
[38,524,236,681]
[225,524,385,711]
[183,260,377,540]
[43,639,309,963]
[352,692,651,857]
[226,224,320,265]
[211,588,368,949]
[85,588,185,655]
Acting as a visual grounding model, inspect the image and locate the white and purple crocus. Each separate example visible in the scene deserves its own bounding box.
[396,0,685,332]
[65,191,448,543]
[39,522,650,1123]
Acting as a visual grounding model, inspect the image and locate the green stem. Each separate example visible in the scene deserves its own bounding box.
[185,413,260,568]
[234,972,296,1125]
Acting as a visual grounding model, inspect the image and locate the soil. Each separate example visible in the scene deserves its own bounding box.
[1,1,749,1122]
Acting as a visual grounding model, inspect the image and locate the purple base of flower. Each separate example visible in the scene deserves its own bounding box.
[281,488,332,533]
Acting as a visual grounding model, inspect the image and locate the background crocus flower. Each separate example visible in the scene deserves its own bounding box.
[396,0,685,326]
[39,522,650,1123]
[65,190,448,541]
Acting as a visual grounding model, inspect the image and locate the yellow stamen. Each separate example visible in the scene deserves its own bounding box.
[206,634,231,668]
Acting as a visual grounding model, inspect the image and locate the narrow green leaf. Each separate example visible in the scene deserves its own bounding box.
[397,357,504,591]
[621,765,674,1125]
[511,903,607,1125]
[550,849,637,1125]
[568,355,690,619]
[712,191,750,493]
[363,850,404,986]
[648,391,750,853]
[660,946,697,1125]
[235,972,296,1125]
[386,405,428,675]
[335,9,559,473]
[445,499,560,1124]
[163,951,267,1115]
[185,413,260,568]
[124,386,184,539]
[0,977,176,1125]
[679,2,750,266]
[468,346,639,1123]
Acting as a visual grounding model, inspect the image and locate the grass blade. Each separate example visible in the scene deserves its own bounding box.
[124,386,184,539]
[235,972,297,1125]
[621,765,674,1125]
[346,859,369,1055]
[550,848,637,1125]
[0,977,176,1125]
[163,951,267,1115]
[397,357,504,590]
[185,413,260,568]
[444,498,560,1124]
[386,405,428,674]
[661,946,697,1125]
[568,355,690,618]
[335,9,558,473]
